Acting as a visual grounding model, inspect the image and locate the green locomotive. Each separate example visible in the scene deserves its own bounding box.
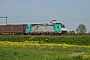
[25,20,67,35]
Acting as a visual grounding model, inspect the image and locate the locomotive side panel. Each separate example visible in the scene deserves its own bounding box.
[31,25,54,33]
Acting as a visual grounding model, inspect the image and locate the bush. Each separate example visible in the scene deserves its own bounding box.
[0,35,90,46]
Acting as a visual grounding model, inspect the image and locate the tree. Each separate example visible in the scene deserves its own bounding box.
[88,32,90,34]
[76,24,87,34]
[68,30,75,34]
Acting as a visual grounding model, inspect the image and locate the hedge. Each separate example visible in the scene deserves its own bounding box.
[0,35,90,46]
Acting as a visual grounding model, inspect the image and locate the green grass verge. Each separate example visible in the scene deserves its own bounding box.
[0,46,90,60]
[0,47,69,60]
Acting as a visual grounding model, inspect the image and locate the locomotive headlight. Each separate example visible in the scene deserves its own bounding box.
[62,28,66,31]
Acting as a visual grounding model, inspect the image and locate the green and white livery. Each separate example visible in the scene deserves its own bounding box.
[25,20,67,35]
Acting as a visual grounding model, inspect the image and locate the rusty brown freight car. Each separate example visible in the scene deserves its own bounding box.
[0,24,28,35]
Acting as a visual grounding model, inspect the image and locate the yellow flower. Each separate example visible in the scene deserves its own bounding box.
[82,54,90,59]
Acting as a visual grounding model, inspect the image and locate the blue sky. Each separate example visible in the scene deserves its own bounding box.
[0,0,90,32]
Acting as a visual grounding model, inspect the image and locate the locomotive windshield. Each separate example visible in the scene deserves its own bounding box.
[53,23,65,28]
[61,24,65,28]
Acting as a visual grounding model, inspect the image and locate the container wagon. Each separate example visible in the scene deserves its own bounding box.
[0,24,27,35]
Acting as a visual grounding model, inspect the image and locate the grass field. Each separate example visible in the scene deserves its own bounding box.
[0,41,90,60]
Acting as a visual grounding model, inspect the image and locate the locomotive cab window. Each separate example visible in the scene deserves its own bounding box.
[61,24,65,28]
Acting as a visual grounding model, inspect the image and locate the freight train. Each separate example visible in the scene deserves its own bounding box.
[0,20,67,35]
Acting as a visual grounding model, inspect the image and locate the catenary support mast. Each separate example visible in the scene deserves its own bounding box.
[0,16,8,25]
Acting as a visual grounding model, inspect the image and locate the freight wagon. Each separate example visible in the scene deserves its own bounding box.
[0,24,27,35]
[0,20,67,35]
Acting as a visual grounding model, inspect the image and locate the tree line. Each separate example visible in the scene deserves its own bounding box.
[67,24,90,34]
